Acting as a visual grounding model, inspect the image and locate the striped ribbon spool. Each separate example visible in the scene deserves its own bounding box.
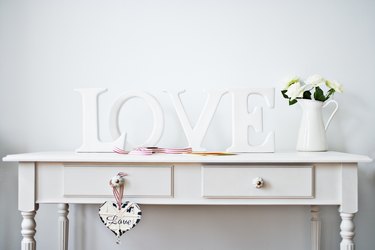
[113,147,128,154]
[113,146,192,155]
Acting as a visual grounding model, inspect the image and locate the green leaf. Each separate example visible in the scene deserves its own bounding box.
[281,90,289,99]
[313,86,325,102]
[289,99,297,105]
[325,88,335,101]
[303,91,312,99]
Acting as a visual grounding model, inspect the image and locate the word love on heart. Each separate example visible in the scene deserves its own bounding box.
[76,88,275,153]
[99,173,142,243]
[99,201,142,239]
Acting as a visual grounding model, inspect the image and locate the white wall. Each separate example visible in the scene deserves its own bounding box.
[1,0,374,249]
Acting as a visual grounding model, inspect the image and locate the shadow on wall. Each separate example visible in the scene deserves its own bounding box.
[67,205,338,250]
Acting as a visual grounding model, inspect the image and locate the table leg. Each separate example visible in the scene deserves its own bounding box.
[58,204,69,250]
[340,212,355,250]
[311,205,321,250]
[21,204,39,250]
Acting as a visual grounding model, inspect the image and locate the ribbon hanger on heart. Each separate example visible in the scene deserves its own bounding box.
[99,172,142,245]
[109,172,127,210]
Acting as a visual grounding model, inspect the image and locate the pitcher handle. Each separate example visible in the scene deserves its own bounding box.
[323,100,339,130]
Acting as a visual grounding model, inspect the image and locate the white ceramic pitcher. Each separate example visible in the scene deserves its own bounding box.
[296,99,339,152]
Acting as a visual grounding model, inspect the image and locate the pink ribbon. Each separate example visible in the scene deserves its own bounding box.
[113,146,192,155]
[109,172,127,210]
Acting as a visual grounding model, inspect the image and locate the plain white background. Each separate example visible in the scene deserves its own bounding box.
[1,0,374,249]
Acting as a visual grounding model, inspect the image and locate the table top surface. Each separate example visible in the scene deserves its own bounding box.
[2,151,372,163]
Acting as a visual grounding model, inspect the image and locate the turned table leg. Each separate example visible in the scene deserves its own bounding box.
[58,204,69,250]
[311,205,321,250]
[21,204,39,250]
[340,212,355,250]
[339,163,358,250]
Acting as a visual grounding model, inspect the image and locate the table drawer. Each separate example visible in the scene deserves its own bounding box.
[63,165,173,197]
[202,165,314,198]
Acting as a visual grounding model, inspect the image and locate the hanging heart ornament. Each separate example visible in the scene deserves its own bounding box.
[99,201,142,237]
[98,172,142,242]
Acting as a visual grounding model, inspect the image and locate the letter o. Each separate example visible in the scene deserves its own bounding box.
[109,91,164,147]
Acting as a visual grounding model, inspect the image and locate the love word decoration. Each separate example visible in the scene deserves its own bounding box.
[98,173,142,244]
[76,88,275,153]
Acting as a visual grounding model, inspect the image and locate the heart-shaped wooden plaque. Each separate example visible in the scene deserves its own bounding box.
[99,201,142,237]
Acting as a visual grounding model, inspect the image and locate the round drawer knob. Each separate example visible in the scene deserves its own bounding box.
[253,177,264,189]
[111,175,125,187]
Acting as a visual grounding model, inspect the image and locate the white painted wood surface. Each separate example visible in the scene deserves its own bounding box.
[21,205,38,250]
[57,204,69,250]
[63,165,173,197]
[3,151,371,163]
[202,165,313,198]
[2,151,371,250]
[75,88,276,153]
[340,213,355,250]
[227,88,275,152]
[166,89,227,151]
[18,163,36,211]
[311,205,321,250]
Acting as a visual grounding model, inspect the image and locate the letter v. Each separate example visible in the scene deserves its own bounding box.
[166,90,227,151]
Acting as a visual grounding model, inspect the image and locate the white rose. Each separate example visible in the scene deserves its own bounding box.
[282,76,300,90]
[285,81,304,100]
[306,74,325,88]
[326,80,343,93]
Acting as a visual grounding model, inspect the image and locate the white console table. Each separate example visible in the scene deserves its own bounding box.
[3,151,371,250]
